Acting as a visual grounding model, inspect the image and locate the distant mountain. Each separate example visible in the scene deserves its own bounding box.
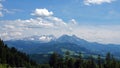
[4,34,120,58]
[21,35,56,43]
[56,35,87,44]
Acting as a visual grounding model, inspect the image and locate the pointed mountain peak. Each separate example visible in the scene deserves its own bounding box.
[57,34,87,44]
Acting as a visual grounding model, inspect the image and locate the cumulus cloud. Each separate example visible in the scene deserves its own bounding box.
[46,17,67,27]
[1,17,120,44]
[30,8,67,28]
[0,8,69,40]
[0,31,22,40]
[1,8,120,44]
[24,18,54,28]
[84,0,115,5]
[0,18,68,40]
[3,25,15,29]
[31,8,53,17]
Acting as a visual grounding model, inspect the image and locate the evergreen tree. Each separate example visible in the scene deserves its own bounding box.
[67,58,75,68]
[88,56,96,68]
[64,51,70,68]
[111,55,117,68]
[74,53,83,68]
[97,55,102,68]
[104,52,111,68]
[57,58,64,68]
[49,52,59,68]
[0,39,37,67]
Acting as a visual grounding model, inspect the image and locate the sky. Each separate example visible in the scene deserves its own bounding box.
[0,0,120,44]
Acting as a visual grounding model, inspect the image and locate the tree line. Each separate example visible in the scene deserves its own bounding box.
[48,51,120,68]
[0,39,37,68]
[1,38,120,68]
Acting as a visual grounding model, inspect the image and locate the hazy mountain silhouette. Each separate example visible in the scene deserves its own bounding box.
[5,34,120,58]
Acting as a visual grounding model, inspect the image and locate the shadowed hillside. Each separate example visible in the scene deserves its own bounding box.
[0,39,37,68]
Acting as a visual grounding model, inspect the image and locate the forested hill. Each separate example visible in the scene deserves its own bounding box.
[1,38,120,68]
[0,39,37,68]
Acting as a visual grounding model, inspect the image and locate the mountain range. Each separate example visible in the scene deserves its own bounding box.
[4,34,120,58]
[20,35,56,42]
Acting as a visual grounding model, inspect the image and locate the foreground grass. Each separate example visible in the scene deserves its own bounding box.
[0,64,11,68]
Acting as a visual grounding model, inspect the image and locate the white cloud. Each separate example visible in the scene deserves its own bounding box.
[0,31,22,40]
[30,8,67,28]
[3,25,15,29]
[69,19,77,25]
[31,8,53,17]
[1,17,120,44]
[1,8,120,44]
[70,25,120,44]
[0,3,3,10]
[0,8,68,40]
[24,18,54,28]
[46,17,67,27]
[84,0,115,5]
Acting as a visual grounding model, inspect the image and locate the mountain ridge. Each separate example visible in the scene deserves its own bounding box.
[21,35,56,43]
[4,34,120,58]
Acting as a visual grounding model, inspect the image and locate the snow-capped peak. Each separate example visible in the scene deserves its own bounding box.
[22,35,56,42]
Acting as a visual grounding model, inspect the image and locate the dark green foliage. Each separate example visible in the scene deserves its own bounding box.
[88,56,97,68]
[1,38,120,68]
[49,52,60,68]
[67,58,75,68]
[38,64,50,68]
[0,39,37,68]
[29,54,51,64]
[97,55,102,68]
[48,52,120,68]
[74,53,83,68]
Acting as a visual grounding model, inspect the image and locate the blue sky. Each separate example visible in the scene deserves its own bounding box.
[1,0,120,25]
[0,0,120,44]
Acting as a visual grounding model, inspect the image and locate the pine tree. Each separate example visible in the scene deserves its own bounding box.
[49,52,59,68]
[0,39,37,67]
[97,55,102,68]
[74,52,83,68]
[111,55,117,68]
[57,58,64,68]
[105,52,111,68]
[64,51,70,68]
[88,56,96,68]
[67,58,75,68]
